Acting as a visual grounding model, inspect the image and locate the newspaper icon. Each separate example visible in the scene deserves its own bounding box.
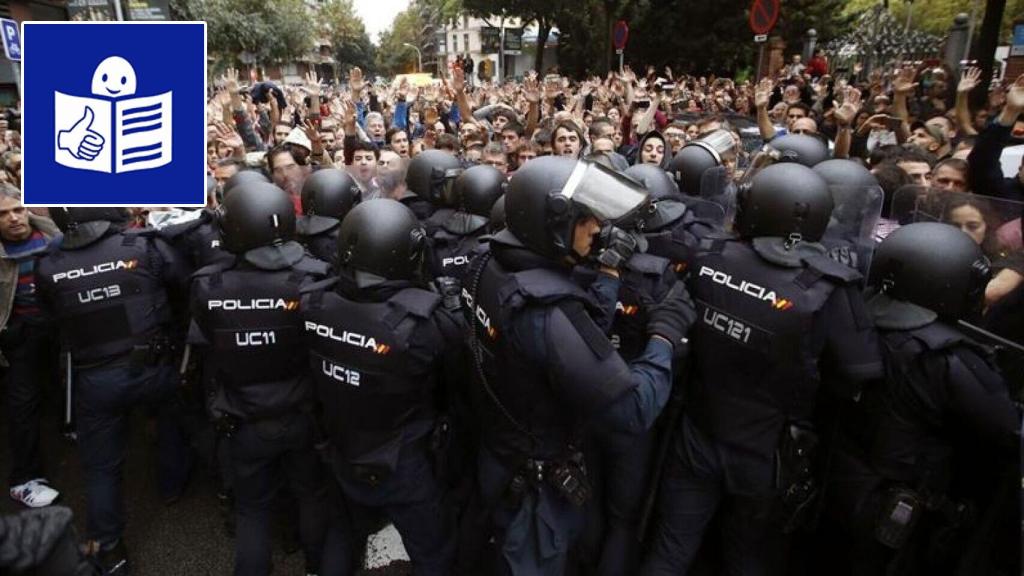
[54,56,172,174]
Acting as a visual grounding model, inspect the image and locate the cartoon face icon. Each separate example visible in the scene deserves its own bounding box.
[90,56,137,98]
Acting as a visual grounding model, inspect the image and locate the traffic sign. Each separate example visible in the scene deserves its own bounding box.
[754,34,767,42]
[748,0,780,36]
[613,20,629,51]
[1,19,21,62]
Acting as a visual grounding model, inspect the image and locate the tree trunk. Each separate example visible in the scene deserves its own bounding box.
[970,0,1007,110]
[534,18,551,74]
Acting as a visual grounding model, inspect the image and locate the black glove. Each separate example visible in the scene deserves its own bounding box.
[597,226,647,269]
[646,281,696,351]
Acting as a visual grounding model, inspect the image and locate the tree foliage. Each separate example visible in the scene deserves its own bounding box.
[172,0,315,68]
[844,0,1024,41]
[318,0,377,76]
[376,7,425,76]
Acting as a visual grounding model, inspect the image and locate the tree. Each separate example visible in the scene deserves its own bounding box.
[844,0,1024,40]
[318,0,377,76]
[172,0,315,69]
[461,0,570,74]
[376,7,425,76]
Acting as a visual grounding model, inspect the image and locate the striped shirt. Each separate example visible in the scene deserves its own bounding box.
[4,230,47,318]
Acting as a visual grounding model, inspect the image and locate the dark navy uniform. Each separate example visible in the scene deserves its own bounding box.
[160,209,233,270]
[830,294,1020,576]
[427,212,488,280]
[296,215,339,267]
[576,253,679,575]
[35,223,191,560]
[303,276,464,576]
[643,236,883,575]
[189,244,329,576]
[467,234,677,576]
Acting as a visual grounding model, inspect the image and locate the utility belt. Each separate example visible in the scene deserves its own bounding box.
[214,404,310,440]
[775,422,820,534]
[874,482,971,550]
[506,450,591,508]
[74,334,177,374]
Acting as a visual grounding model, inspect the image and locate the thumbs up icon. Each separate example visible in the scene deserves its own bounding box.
[57,106,105,162]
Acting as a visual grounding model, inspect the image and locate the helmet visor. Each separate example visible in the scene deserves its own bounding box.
[562,160,649,223]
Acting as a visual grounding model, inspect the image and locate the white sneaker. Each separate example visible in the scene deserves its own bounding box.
[10,479,60,508]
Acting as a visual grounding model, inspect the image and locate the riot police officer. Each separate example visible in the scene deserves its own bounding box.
[296,168,361,266]
[624,163,721,276]
[428,164,505,279]
[302,198,463,576]
[160,169,271,270]
[832,222,1020,576]
[642,162,883,575]
[403,149,463,232]
[35,207,192,574]
[188,182,329,576]
[465,156,696,575]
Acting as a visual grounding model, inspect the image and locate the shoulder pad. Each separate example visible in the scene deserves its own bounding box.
[696,231,737,254]
[801,252,862,284]
[299,276,338,295]
[511,268,589,304]
[158,217,206,241]
[624,253,672,276]
[867,293,937,331]
[191,260,234,279]
[910,321,967,352]
[292,255,330,277]
[390,288,442,319]
[123,228,159,240]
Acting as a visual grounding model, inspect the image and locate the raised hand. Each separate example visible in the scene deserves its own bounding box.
[893,65,918,95]
[1006,74,1024,111]
[958,66,982,94]
[523,74,541,104]
[833,86,862,127]
[222,67,240,94]
[213,121,243,150]
[349,67,366,93]
[754,78,773,109]
[452,65,466,94]
[303,69,322,96]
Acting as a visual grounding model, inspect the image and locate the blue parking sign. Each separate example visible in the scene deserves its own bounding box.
[1,19,20,62]
[22,22,207,206]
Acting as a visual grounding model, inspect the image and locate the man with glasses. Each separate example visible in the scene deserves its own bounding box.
[481,143,509,177]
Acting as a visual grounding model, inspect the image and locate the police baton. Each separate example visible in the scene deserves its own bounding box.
[61,351,76,441]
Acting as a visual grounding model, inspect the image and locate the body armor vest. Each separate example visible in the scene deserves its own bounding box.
[192,258,323,419]
[688,236,856,458]
[302,284,442,468]
[611,253,674,361]
[36,232,170,364]
[870,322,1003,493]
[464,247,631,465]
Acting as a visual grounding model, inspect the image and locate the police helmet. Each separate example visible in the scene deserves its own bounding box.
[301,168,361,220]
[219,182,295,254]
[666,129,736,195]
[489,195,506,233]
[624,164,682,201]
[734,163,833,242]
[337,199,426,287]
[223,169,270,197]
[768,134,829,167]
[452,165,506,218]
[869,222,991,320]
[506,156,649,261]
[812,159,879,190]
[49,207,128,232]
[406,149,463,206]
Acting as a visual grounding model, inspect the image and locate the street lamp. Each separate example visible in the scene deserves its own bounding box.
[402,43,423,73]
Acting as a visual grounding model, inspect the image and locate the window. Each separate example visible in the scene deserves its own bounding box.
[463,34,469,53]
[452,34,458,53]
